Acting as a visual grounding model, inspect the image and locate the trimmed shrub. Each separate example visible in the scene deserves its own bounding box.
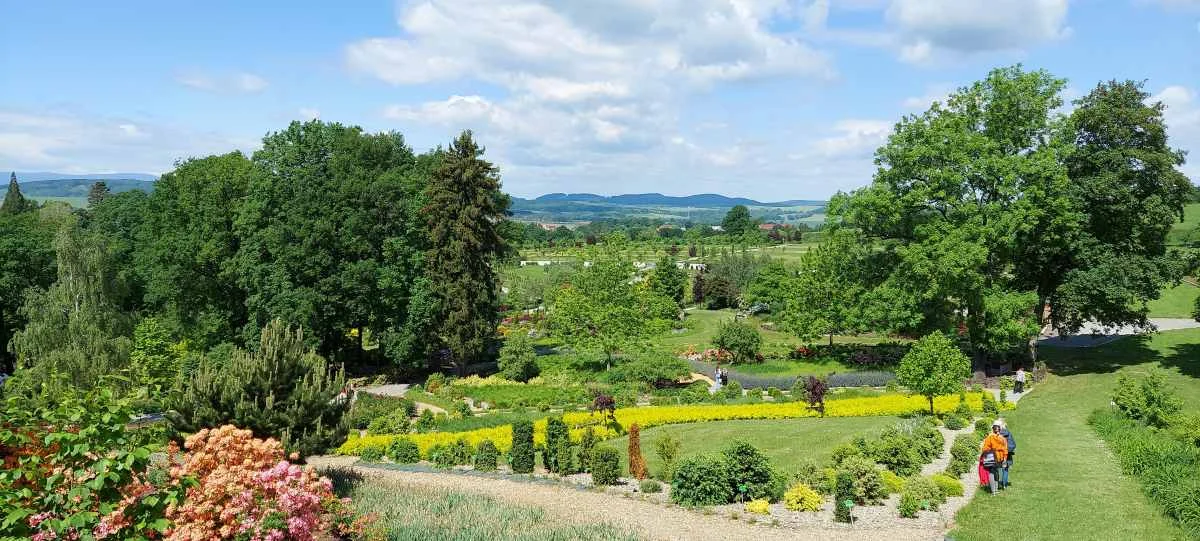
[932,473,964,497]
[830,439,867,467]
[898,491,921,519]
[982,393,999,416]
[510,419,536,473]
[837,455,886,505]
[386,438,420,464]
[415,409,437,432]
[578,426,597,473]
[427,443,455,468]
[899,476,944,517]
[628,423,649,479]
[954,396,974,419]
[943,415,967,430]
[947,433,982,477]
[880,469,906,494]
[783,482,823,512]
[474,439,500,471]
[367,408,410,435]
[872,429,925,477]
[745,499,771,514]
[720,380,743,399]
[722,440,785,502]
[591,446,622,486]
[654,433,682,481]
[672,454,733,506]
[834,471,855,523]
[639,479,663,493]
[545,416,570,473]
[975,416,996,439]
[450,437,473,465]
[359,444,385,462]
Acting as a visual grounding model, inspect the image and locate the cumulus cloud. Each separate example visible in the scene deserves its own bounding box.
[0,108,257,174]
[886,0,1071,64]
[1154,85,1200,180]
[815,119,893,157]
[176,71,269,93]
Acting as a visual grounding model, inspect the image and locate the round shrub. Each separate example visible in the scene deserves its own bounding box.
[474,439,500,472]
[359,444,385,462]
[836,455,885,505]
[426,443,455,468]
[510,419,535,474]
[880,469,906,494]
[954,397,973,419]
[591,446,622,486]
[386,438,420,464]
[943,415,967,430]
[947,433,982,477]
[671,454,733,506]
[450,437,473,465]
[720,380,743,400]
[975,416,996,439]
[899,476,944,517]
[898,490,921,519]
[722,439,784,502]
[745,499,771,514]
[932,473,963,497]
[872,430,925,477]
[367,408,410,435]
[639,479,663,493]
[783,482,823,512]
[834,471,855,523]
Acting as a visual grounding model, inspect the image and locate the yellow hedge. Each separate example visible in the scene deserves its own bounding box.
[336,392,987,456]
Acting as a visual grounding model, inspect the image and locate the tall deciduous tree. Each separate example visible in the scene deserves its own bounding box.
[721,205,754,236]
[422,131,510,374]
[0,209,57,372]
[782,229,868,346]
[895,332,970,414]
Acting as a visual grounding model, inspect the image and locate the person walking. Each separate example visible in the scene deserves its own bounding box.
[1014,366,1026,394]
[981,420,1010,494]
[998,420,1016,489]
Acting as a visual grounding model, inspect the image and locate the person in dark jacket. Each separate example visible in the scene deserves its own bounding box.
[998,419,1016,488]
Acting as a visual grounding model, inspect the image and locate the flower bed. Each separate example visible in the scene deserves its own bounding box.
[337,392,987,457]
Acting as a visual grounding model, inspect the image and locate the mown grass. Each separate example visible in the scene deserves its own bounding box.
[607,416,895,477]
[330,472,641,541]
[951,328,1200,541]
[1147,282,1199,319]
[1166,202,1200,246]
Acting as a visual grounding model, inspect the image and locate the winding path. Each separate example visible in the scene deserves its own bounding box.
[357,384,447,415]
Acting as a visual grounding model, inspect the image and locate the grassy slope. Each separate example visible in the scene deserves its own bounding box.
[951,329,1200,541]
[1165,202,1200,246]
[607,416,895,477]
[1147,282,1199,318]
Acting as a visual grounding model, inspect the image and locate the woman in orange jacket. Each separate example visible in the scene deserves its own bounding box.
[981,420,1009,494]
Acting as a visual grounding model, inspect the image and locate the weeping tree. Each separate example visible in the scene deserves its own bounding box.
[168,319,348,458]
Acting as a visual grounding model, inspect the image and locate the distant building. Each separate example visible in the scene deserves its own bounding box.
[710,225,724,232]
[758,223,782,231]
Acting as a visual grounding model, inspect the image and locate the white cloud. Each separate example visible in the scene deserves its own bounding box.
[815,119,893,157]
[0,108,257,174]
[1154,85,1200,181]
[176,71,269,93]
[885,0,1071,64]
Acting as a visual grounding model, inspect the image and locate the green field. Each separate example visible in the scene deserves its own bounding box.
[1147,282,1200,318]
[951,328,1200,541]
[1166,202,1200,246]
[609,416,896,477]
[30,195,88,208]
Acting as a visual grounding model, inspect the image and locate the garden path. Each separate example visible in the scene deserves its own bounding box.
[309,456,943,541]
[1036,317,1200,348]
[358,384,448,415]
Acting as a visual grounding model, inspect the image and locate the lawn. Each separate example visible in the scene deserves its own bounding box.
[1166,202,1200,246]
[1147,282,1199,318]
[950,328,1200,541]
[332,472,639,540]
[607,416,896,477]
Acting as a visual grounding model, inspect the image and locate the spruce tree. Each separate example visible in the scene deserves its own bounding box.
[422,131,509,374]
[167,319,349,458]
[87,181,110,207]
[1,172,32,214]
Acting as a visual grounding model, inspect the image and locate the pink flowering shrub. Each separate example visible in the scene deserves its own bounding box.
[165,425,376,541]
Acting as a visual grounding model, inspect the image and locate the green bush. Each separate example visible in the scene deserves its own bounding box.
[954,395,974,418]
[452,401,474,419]
[830,438,868,467]
[713,319,763,363]
[654,433,682,481]
[1114,371,1183,428]
[510,419,536,473]
[722,439,785,502]
[880,469,906,494]
[871,429,925,477]
[590,446,622,486]
[605,352,690,387]
[1090,409,1200,533]
[474,439,500,471]
[982,393,999,416]
[671,454,733,506]
[720,380,743,400]
[347,392,414,429]
[359,444,385,462]
[975,416,996,439]
[1169,413,1200,447]
[943,415,967,430]
[898,490,921,519]
[931,473,963,497]
[544,416,570,473]
[414,409,437,432]
[450,437,473,465]
[792,461,833,495]
[836,455,885,505]
[947,433,982,477]
[498,333,540,382]
[899,476,944,517]
[834,471,855,523]
[427,443,455,468]
[578,427,597,473]
[386,438,421,464]
[367,408,410,435]
[639,479,663,493]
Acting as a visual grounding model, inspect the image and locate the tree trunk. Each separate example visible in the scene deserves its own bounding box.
[828,332,834,347]
[928,395,935,415]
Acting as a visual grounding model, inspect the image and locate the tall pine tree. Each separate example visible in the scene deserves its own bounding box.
[1,173,33,214]
[422,131,509,375]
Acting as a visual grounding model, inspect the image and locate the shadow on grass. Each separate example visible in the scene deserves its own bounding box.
[1041,334,1200,380]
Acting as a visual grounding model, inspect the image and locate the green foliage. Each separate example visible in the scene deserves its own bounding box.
[544,416,570,473]
[129,316,183,391]
[1113,370,1183,428]
[474,439,501,471]
[836,455,886,505]
[509,419,536,474]
[975,416,997,438]
[954,397,974,419]
[639,479,663,493]
[167,319,348,458]
[943,415,967,430]
[387,438,421,464]
[902,476,945,518]
[367,409,411,435]
[498,333,540,382]
[604,352,690,387]
[0,390,186,540]
[722,440,785,502]
[896,332,970,413]
[932,473,964,497]
[721,205,754,236]
[833,471,855,523]
[579,427,597,473]
[947,433,982,477]
[414,409,437,432]
[1168,413,1200,447]
[781,229,867,345]
[1091,409,1200,535]
[712,319,763,364]
[783,482,823,512]
[648,255,688,306]
[743,261,795,310]
[2,172,35,214]
[0,206,56,373]
[450,437,474,465]
[720,379,744,400]
[427,443,456,468]
[590,446,622,486]
[982,393,999,416]
[671,454,733,506]
[880,469,906,494]
[359,445,385,462]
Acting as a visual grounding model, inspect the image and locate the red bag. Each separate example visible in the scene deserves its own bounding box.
[977,462,990,486]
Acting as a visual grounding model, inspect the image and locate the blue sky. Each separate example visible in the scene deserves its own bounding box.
[1,0,1197,200]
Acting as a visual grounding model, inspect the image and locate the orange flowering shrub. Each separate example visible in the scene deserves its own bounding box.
[166,425,376,541]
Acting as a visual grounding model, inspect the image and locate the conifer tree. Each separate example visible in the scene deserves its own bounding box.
[167,319,348,458]
[628,423,648,480]
[87,181,110,207]
[1,172,33,214]
[422,131,509,374]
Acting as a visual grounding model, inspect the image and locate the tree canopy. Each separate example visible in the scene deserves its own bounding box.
[721,205,754,236]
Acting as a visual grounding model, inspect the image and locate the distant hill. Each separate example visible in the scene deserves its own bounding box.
[16,177,156,199]
[13,172,158,182]
[531,192,824,208]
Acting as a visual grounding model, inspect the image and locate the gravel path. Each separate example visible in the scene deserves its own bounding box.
[1037,317,1200,348]
[309,456,941,541]
[357,384,448,415]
